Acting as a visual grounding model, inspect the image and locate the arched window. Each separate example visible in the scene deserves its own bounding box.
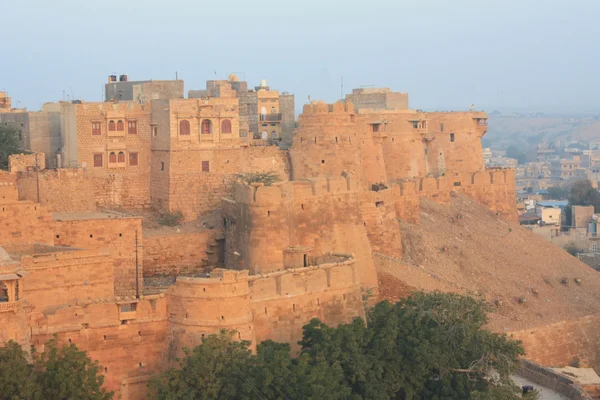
[179,120,190,135]
[201,119,212,134]
[109,152,117,163]
[0,282,8,302]
[260,107,267,121]
[271,131,277,138]
[108,120,116,131]
[221,119,232,134]
[271,106,277,114]
[117,151,125,163]
[117,120,124,131]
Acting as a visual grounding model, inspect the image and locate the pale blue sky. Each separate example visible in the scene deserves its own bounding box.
[2,0,599,113]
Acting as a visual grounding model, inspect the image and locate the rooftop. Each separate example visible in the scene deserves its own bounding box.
[53,210,141,221]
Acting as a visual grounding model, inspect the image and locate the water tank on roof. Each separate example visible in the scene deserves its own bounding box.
[109,75,117,83]
[260,79,267,87]
[119,74,128,82]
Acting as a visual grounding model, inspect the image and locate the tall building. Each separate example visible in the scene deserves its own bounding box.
[189,75,295,144]
[105,75,184,103]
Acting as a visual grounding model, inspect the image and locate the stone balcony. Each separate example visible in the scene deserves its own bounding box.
[0,299,23,313]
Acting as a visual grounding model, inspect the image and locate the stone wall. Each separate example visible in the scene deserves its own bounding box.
[16,168,96,212]
[511,314,600,367]
[291,102,388,189]
[143,231,213,277]
[162,146,288,221]
[61,101,153,208]
[30,296,168,400]
[8,152,45,172]
[19,249,114,314]
[54,216,143,297]
[167,260,364,358]
[517,359,591,400]
[0,202,54,245]
[223,177,379,289]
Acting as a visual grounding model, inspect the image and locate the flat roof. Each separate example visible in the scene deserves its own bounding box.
[53,210,140,221]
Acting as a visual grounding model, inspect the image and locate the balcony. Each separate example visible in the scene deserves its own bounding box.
[0,299,22,313]
[260,113,282,122]
[473,118,488,126]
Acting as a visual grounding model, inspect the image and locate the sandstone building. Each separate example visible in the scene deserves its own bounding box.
[189,75,295,145]
[0,82,528,399]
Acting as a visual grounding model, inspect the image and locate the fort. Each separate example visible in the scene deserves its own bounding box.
[5,79,593,399]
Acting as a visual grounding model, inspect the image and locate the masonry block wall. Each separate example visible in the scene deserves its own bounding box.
[8,152,45,172]
[16,168,96,212]
[167,260,364,358]
[30,296,168,400]
[61,101,152,208]
[54,216,144,297]
[248,259,364,351]
[510,314,600,367]
[19,249,114,314]
[143,230,213,277]
[0,202,54,245]
[224,177,379,289]
[167,270,256,359]
[291,102,388,189]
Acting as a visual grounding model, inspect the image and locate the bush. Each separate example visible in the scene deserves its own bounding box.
[565,242,582,256]
[157,210,183,226]
[235,171,282,186]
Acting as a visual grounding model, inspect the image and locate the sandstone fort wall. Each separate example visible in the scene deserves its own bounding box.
[511,314,600,367]
[16,168,96,212]
[159,146,288,221]
[31,295,168,400]
[8,152,45,172]
[54,216,144,297]
[143,231,213,277]
[19,249,114,314]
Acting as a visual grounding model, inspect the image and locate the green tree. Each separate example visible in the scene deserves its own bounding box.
[35,337,112,400]
[150,293,527,400]
[149,330,254,400]
[0,124,21,170]
[505,145,527,164]
[568,180,600,212]
[547,185,569,200]
[0,338,111,400]
[0,341,41,400]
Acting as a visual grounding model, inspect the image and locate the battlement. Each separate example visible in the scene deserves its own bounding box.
[230,175,358,206]
[301,101,355,115]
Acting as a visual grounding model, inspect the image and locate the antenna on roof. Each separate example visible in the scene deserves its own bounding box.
[176,71,178,80]
[340,76,344,101]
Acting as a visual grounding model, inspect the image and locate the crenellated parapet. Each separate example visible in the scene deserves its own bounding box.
[167,269,255,358]
[231,175,358,207]
[301,100,355,115]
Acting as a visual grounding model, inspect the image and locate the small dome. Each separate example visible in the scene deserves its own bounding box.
[229,74,239,82]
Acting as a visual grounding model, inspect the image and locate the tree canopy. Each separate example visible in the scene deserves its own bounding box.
[568,179,600,212]
[0,124,21,170]
[505,145,527,165]
[547,185,569,200]
[0,338,112,400]
[149,292,536,400]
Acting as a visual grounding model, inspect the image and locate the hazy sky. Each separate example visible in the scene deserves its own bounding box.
[2,0,600,113]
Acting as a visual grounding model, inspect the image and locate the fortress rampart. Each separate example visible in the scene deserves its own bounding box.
[0,94,520,399]
[223,176,379,289]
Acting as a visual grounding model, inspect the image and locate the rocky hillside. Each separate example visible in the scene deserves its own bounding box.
[376,193,600,333]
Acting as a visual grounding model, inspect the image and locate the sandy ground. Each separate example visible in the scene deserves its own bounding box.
[376,193,600,332]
